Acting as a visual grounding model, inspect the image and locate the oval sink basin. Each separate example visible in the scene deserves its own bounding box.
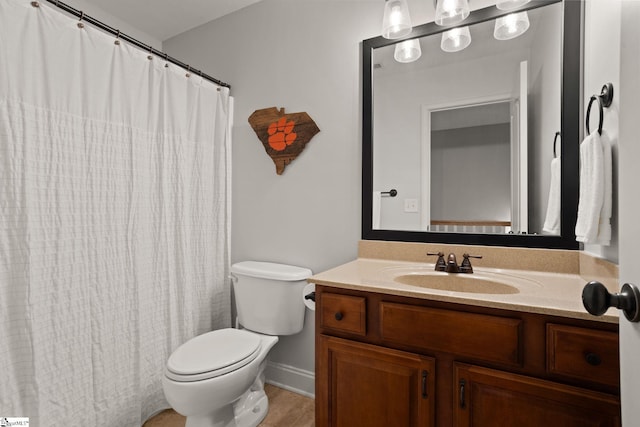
[394,274,520,294]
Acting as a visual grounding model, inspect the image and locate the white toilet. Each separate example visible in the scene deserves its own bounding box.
[161,261,312,427]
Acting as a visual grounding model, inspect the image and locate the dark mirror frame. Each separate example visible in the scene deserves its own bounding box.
[362,0,581,249]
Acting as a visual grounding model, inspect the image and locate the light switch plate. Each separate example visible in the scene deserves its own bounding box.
[404,198,418,213]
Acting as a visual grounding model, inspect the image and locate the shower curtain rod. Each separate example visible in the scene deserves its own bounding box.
[36,0,231,89]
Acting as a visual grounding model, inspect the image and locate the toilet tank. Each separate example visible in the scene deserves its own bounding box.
[231,261,312,336]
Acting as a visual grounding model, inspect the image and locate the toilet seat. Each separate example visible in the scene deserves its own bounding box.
[165,329,262,382]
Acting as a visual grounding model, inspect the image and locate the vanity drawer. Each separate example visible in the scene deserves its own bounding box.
[380,302,522,366]
[547,324,619,388]
[320,293,367,336]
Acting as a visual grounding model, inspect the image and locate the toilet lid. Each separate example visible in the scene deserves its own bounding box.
[166,329,261,382]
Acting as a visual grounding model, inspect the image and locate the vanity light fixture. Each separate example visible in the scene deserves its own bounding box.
[382,0,413,39]
[434,0,470,26]
[394,38,422,63]
[441,26,471,52]
[496,0,531,11]
[494,11,530,40]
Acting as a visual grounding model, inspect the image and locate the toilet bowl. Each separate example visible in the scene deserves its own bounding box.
[162,261,312,427]
[162,329,278,427]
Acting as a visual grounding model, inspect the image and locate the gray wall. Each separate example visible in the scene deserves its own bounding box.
[582,0,619,262]
[528,3,562,234]
[164,0,382,389]
[431,124,511,222]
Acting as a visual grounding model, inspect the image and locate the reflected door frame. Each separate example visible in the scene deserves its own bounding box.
[420,93,515,233]
[512,60,528,234]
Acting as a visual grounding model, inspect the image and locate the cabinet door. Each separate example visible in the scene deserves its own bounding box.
[454,363,621,427]
[317,335,435,427]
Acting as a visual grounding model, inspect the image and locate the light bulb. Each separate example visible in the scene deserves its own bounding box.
[394,39,422,63]
[382,0,412,39]
[435,0,470,26]
[441,26,471,52]
[494,11,530,40]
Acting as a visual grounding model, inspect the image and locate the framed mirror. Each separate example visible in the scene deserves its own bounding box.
[362,0,581,249]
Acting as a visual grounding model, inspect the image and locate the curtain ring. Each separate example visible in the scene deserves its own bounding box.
[30,2,40,7]
[114,30,121,45]
[147,45,153,60]
[77,11,85,28]
[586,95,604,135]
[186,65,191,78]
[164,53,169,68]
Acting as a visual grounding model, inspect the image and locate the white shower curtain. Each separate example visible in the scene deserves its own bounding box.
[0,1,232,425]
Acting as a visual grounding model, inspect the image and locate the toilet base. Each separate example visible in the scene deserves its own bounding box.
[234,388,268,427]
[182,364,270,427]
[185,407,232,427]
[183,390,267,427]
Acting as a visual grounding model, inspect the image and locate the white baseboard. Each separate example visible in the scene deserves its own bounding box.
[264,361,315,398]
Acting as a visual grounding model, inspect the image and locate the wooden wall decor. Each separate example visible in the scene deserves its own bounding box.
[248,107,320,175]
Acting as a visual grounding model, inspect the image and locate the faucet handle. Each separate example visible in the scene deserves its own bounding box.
[460,253,482,273]
[427,252,446,271]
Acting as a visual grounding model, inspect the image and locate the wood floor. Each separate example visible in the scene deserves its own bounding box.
[143,384,315,427]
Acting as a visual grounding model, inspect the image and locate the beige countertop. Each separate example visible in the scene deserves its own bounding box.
[309,258,619,324]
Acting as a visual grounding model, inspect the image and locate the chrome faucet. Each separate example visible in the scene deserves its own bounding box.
[427,252,482,274]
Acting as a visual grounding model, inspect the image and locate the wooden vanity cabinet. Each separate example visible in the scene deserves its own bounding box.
[318,335,435,427]
[315,285,621,427]
[453,364,621,427]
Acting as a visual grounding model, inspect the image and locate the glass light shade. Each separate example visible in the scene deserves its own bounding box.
[494,11,530,40]
[394,39,422,63]
[382,0,412,39]
[441,26,471,52]
[496,0,531,11]
[435,0,470,26]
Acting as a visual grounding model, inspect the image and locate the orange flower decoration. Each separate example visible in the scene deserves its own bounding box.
[267,117,297,151]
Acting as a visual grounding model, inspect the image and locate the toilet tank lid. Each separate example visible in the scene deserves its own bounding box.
[231,261,312,281]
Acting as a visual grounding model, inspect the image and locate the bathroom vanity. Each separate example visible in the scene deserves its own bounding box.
[343,0,620,423]
[310,242,621,427]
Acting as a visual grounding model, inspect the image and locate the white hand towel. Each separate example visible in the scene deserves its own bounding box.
[372,191,382,229]
[575,130,605,243]
[542,155,561,234]
[596,131,612,245]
